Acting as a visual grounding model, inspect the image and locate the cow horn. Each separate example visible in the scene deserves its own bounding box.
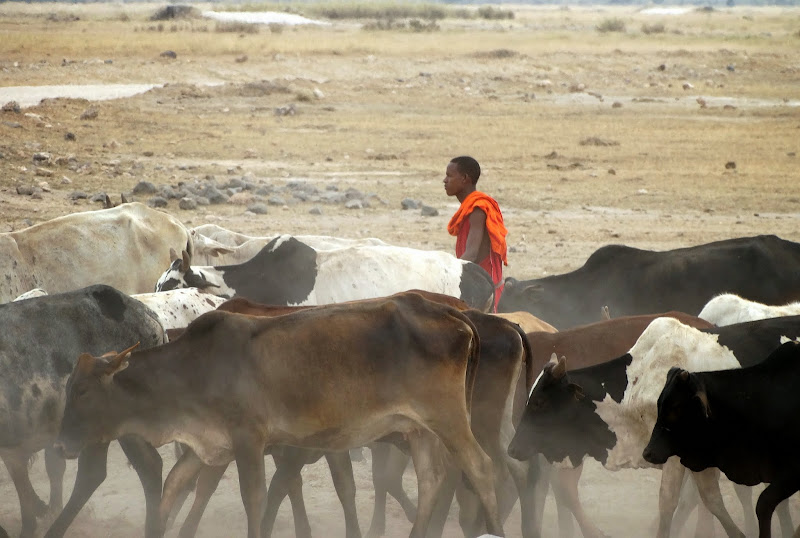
[601,305,611,320]
[551,356,567,379]
[121,192,129,204]
[180,250,192,273]
[103,342,139,382]
[169,247,180,262]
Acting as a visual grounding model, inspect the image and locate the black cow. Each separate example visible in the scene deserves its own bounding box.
[0,285,166,537]
[155,235,495,311]
[644,341,800,538]
[508,315,800,538]
[498,235,800,329]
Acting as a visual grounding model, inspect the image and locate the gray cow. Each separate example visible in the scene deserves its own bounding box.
[0,285,165,537]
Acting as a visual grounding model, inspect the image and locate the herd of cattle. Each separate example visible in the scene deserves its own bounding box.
[2,202,800,538]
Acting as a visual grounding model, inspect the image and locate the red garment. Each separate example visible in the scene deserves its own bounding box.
[448,192,508,311]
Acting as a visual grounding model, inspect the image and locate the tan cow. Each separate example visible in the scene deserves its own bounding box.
[55,293,504,538]
[0,203,192,302]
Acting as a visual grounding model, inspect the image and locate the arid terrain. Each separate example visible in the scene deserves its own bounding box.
[1,2,799,536]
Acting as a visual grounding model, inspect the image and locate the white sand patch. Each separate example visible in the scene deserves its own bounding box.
[0,83,161,108]
[640,7,694,15]
[202,11,330,26]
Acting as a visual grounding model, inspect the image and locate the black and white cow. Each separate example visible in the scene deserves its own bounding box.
[155,235,495,311]
[699,293,800,326]
[508,315,800,538]
[644,341,800,538]
[0,285,166,537]
[498,235,800,329]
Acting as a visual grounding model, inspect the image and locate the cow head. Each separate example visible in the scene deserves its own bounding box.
[497,278,578,329]
[156,249,218,293]
[508,355,615,467]
[643,367,713,470]
[55,343,139,459]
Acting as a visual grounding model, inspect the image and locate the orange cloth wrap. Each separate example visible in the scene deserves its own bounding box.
[447,191,508,266]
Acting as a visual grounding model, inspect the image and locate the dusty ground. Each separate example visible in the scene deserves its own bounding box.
[1,2,799,537]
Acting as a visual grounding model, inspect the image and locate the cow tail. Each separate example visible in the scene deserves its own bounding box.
[513,323,535,392]
[460,312,481,413]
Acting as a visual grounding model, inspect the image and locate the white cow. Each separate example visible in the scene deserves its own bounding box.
[132,289,227,332]
[699,293,800,326]
[0,203,193,303]
[157,235,495,311]
[190,226,387,266]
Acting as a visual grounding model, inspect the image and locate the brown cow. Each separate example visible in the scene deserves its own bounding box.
[522,311,715,538]
[55,293,503,538]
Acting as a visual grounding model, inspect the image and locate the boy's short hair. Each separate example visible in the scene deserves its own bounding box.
[450,156,481,185]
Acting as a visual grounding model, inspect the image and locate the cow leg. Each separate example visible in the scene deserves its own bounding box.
[159,448,206,536]
[407,431,449,538]
[367,443,416,538]
[756,481,800,538]
[233,434,268,538]
[44,446,66,513]
[732,484,758,537]
[0,449,47,538]
[325,451,362,538]
[655,458,684,538]
[776,499,794,538]
[692,468,745,538]
[118,435,164,538]
[426,425,502,536]
[427,466,459,538]
[177,464,227,538]
[261,449,312,538]
[505,455,543,538]
[550,465,606,538]
[44,441,111,538]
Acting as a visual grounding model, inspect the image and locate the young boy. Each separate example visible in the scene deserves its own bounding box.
[444,155,508,311]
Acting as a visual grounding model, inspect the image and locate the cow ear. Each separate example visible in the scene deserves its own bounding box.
[568,383,585,401]
[209,246,234,258]
[180,250,192,273]
[696,389,712,419]
[169,247,180,262]
[601,305,611,320]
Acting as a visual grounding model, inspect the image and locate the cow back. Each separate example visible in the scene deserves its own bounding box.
[0,285,165,449]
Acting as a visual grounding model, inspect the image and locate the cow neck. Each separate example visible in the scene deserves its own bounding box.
[111,342,202,446]
[570,353,633,403]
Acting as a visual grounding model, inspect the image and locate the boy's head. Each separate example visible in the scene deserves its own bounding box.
[450,156,481,185]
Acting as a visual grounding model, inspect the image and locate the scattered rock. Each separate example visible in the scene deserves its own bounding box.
[725,161,736,170]
[148,196,168,208]
[3,121,22,129]
[726,64,735,72]
[235,55,248,63]
[38,181,51,192]
[2,101,21,113]
[608,169,616,175]
[79,106,99,120]
[345,199,363,210]
[70,191,88,200]
[16,185,34,196]
[682,82,694,90]
[35,167,54,177]
[64,132,76,141]
[268,196,286,206]
[160,50,178,60]
[313,88,325,99]
[420,205,439,217]
[179,197,198,210]
[309,206,322,215]
[401,198,420,210]
[612,101,623,108]
[657,64,666,71]
[132,181,157,195]
[247,203,268,215]
[275,104,296,116]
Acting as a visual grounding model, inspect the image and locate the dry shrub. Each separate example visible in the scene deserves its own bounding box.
[408,19,439,32]
[477,6,515,20]
[313,3,447,21]
[475,48,518,59]
[580,136,620,147]
[597,18,626,33]
[641,22,666,34]
[215,21,261,34]
[150,5,199,21]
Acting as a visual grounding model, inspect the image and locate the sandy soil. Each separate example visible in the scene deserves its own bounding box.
[1,3,799,537]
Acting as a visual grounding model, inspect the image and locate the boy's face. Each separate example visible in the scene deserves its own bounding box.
[444,162,470,197]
